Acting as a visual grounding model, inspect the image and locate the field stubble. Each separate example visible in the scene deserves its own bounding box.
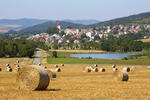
[1,57,150,100]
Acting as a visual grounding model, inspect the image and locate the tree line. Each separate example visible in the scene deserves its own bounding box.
[101,39,143,52]
[49,39,150,53]
[0,39,49,58]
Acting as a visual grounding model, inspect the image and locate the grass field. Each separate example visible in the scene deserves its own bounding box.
[47,51,150,65]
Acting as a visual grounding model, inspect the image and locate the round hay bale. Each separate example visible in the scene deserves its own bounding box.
[90,66,94,69]
[38,63,41,66]
[7,67,12,72]
[46,69,56,78]
[93,68,99,72]
[94,64,98,67]
[61,64,64,66]
[122,67,130,72]
[113,70,129,81]
[44,66,47,69]
[16,60,20,63]
[147,66,150,69]
[6,64,10,67]
[16,65,20,72]
[84,66,93,72]
[16,64,20,67]
[113,68,118,72]
[17,66,50,90]
[56,68,61,72]
[112,64,116,68]
[99,68,105,72]
[54,65,58,68]
[114,71,129,81]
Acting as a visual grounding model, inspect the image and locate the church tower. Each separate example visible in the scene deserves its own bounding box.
[57,21,61,32]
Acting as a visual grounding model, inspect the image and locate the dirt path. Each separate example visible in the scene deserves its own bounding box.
[33,48,42,65]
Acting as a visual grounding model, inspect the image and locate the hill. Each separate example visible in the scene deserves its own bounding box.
[19,21,86,33]
[89,11,150,27]
[0,18,48,32]
[63,19,100,25]
[0,20,87,39]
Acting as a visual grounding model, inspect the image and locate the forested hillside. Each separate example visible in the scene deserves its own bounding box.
[19,21,86,33]
[89,12,150,27]
[63,19,100,25]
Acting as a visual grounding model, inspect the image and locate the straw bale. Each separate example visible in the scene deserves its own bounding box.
[93,67,99,72]
[113,68,118,72]
[99,68,105,72]
[94,64,98,67]
[147,66,150,69]
[122,67,130,72]
[84,66,93,72]
[46,69,56,78]
[54,65,58,68]
[38,63,41,66]
[6,64,10,67]
[112,64,116,68]
[61,64,64,66]
[56,68,61,72]
[113,70,129,81]
[7,66,12,72]
[16,60,19,63]
[17,66,50,90]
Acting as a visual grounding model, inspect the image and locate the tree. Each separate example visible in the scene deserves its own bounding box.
[59,31,65,36]
[81,34,87,39]
[5,42,18,57]
[94,35,100,40]
[65,34,72,39]
[47,27,59,34]
[67,26,72,29]
[52,51,58,58]
[52,44,58,49]
[0,40,5,57]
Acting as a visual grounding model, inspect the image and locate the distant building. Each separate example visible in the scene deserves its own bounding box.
[57,21,61,32]
[86,32,93,38]
[74,40,80,44]
[64,29,79,35]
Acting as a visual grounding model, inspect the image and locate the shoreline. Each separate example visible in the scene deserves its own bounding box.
[49,49,141,54]
[47,51,150,65]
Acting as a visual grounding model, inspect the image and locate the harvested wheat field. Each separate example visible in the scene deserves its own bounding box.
[1,59,150,100]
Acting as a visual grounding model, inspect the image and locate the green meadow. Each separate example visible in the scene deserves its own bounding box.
[47,51,150,65]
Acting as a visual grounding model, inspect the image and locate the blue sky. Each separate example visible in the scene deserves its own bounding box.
[0,0,150,21]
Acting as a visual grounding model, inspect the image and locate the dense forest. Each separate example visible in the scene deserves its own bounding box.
[0,39,48,58]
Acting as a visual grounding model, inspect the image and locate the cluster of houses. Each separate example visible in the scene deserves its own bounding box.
[27,24,150,44]
[96,24,150,38]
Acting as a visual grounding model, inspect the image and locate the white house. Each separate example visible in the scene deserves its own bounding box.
[64,29,79,35]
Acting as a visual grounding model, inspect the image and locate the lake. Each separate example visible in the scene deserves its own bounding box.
[72,53,137,59]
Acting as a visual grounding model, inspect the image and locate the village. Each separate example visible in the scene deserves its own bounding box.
[2,0,150,99]
[27,22,150,44]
